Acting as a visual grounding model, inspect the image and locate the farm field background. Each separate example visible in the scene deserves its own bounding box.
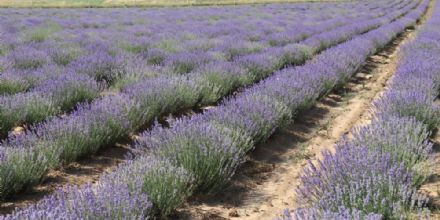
[0,0,343,8]
[0,0,439,219]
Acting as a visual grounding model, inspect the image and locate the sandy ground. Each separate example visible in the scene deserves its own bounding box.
[175,8,432,219]
[420,133,440,218]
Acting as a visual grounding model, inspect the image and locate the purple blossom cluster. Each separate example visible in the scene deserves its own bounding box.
[290,0,440,218]
[350,115,433,185]
[1,156,193,219]
[290,207,383,220]
[0,0,414,202]
[0,72,99,136]
[295,143,428,219]
[1,179,153,219]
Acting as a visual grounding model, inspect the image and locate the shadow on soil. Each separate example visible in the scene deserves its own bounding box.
[174,97,335,219]
[173,28,415,220]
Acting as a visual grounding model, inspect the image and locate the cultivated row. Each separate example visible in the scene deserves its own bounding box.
[0,0,410,136]
[290,1,440,219]
[0,0,416,200]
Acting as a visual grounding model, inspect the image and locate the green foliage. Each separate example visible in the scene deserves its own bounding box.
[142,159,194,216]
[23,21,62,43]
[0,142,57,200]
[0,80,29,95]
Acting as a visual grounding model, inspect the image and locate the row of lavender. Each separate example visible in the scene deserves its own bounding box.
[0,0,410,137]
[0,0,401,81]
[289,1,440,219]
[0,2,321,136]
[0,0,416,200]
[1,0,429,218]
[1,1,386,91]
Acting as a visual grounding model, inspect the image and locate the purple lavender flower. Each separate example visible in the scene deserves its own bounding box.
[164,51,214,74]
[296,143,428,219]
[351,114,432,183]
[0,73,30,95]
[0,183,151,219]
[102,156,194,216]
[291,206,382,220]
[374,90,440,130]
[32,72,100,111]
[136,119,245,192]
[69,48,130,84]
[6,45,50,69]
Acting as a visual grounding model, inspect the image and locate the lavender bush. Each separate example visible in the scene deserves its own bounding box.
[0,156,193,219]
[287,207,383,220]
[138,121,245,192]
[374,90,440,131]
[0,74,29,95]
[6,45,50,69]
[92,155,195,217]
[0,93,58,136]
[351,115,432,185]
[0,73,99,136]
[0,183,152,220]
[296,144,428,219]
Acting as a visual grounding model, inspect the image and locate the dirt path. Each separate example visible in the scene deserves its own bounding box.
[420,133,440,219]
[176,7,432,219]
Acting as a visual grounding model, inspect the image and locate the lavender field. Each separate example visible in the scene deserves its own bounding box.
[0,0,338,7]
[0,0,439,219]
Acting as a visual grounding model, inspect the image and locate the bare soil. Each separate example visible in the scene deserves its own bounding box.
[420,134,440,219]
[175,13,429,220]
